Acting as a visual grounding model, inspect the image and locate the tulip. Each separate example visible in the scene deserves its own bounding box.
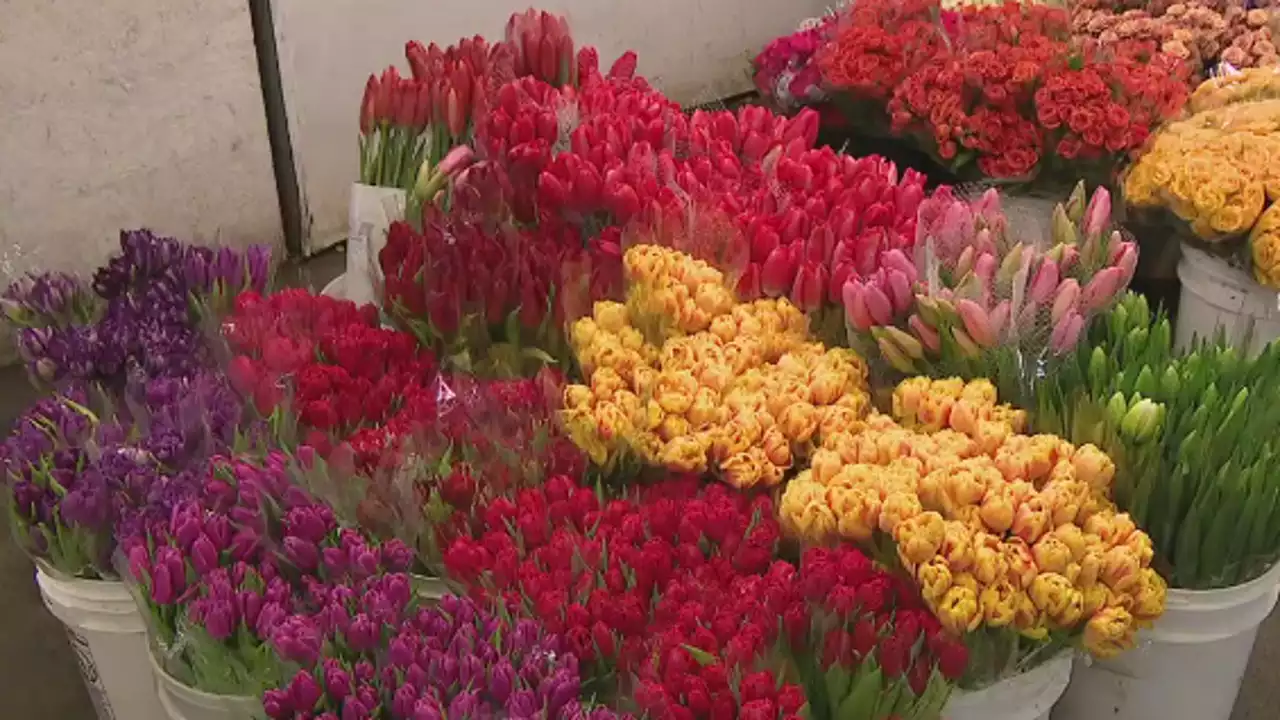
[1081,267,1124,314]
[790,262,827,312]
[1051,279,1080,325]
[842,280,873,331]
[956,298,997,347]
[1050,310,1085,354]
[973,252,998,292]
[1028,258,1060,306]
[908,314,941,353]
[951,327,980,358]
[1083,186,1112,239]
[1114,241,1139,284]
[1051,204,1079,247]
[761,246,798,297]
[883,268,913,314]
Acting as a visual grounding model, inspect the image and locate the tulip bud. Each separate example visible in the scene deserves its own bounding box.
[1120,398,1163,442]
[956,298,997,347]
[359,75,379,134]
[1083,186,1112,239]
[1051,205,1079,248]
[1065,181,1087,225]
[862,283,894,325]
[791,261,827,312]
[1114,242,1139,284]
[877,334,918,373]
[1081,267,1124,314]
[1028,258,1060,306]
[843,280,874,331]
[916,295,943,326]
[1050,310,1085,354]
[761,245,799,297]
[1051,279,1080,325]
[884,326,925,360]
[908,314,942,353]
[884,268,914,314]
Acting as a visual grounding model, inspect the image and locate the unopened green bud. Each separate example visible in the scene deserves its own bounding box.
[1089,347,1109,393]
[1121,398,1163,442]
[1160,366,1180,398]
[1134,366,1157,397]
[1106,392,1129,426]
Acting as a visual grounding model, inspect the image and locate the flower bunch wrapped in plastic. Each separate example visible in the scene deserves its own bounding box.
[122,452,416,696]
[2,369,251,580]
[784,546,968,720]
[779,377,1165,684]
[1123,71,1280,286]
[819,0,1190,184]
[263,594,620,719]
[753,13,838,110]
[443,475,805,714]
[844,183,1136,402]
[11,230,271,392]
[1037,292,1280,589]
[562,245,872,488]
[296,370,585,576]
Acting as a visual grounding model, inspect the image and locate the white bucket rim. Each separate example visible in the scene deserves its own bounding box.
[948,649,1073,706]
[147,646,261,708]
[1165,558,1280,608]
[320,274,344,299]
[1177,245,1277,319]
[35,564,133,603]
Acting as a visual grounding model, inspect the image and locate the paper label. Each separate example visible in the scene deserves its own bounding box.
[65,628,116,720]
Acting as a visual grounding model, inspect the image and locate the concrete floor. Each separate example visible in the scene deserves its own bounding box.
[0,249,1276,718]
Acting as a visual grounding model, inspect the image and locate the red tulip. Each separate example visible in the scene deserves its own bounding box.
[791,262,828,312]
[608,51,638,80]
[761,245,799,298]
[405,41,430,80]
[359,75,378,134]
[737,263,762,301]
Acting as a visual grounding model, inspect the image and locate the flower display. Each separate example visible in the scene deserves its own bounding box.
[780,376,1165,681]
[1123,72,1280,285]
[123,451,417,695]
[818,0,1190,184]
[11,230,271,392]
[787,546,968,720]
[1037,292,1280,589]
[753,14,837,110]
[263,593,619,719]
[843,183,1134,402]
[562,245,872,487]
[1072,0,1280,76]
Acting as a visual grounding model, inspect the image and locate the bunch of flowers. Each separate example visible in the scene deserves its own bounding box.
[1123,73,1280,285]
[819,0,1190,184]
[1073,1,1279,75]
[785,546,968,720]
[562,245,872,488]
[123,451,417,695]
[9,230,271,392]
[779,377,1166,684]
[444,475,804,716]
[263,593,619,719]
[1037,292,1280,589]
[2,369,251,579]
[752,13,838,110]
[843,184,1134,402]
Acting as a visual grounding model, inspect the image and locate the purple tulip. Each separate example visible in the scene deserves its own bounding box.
[381,539,414,572]
[323,664,352,702]
[489,660,516,704]
[353,661,375,684]
[284,536,320,572]
[506,689,540,718]
[341,696,370,720]
[412,698,444,720]
[344,613,380,653]
[288,671,322,711]
[203,597,237,641]
[448,690,482,717]
[392,684,418,717]
[228,529,262,561]
[285,505,331,544]
[321,547,348,577]
[190,534,219,575]
[261,688,291,719]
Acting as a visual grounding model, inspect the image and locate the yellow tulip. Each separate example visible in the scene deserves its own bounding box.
[916,557,954,603]
[937,585,983,634]
[593,301,631,333]
[720,448,767,489]
[979,484,1018,534]
[1084,511,1137,547]
[1071,444,1116,492]
[1011,497,1052,545]
[1050,524,1089,561]
[1032,535,1075,576]
[1100,545,1142,594]
[657,414,691,443]
[829,485,882,542]
[879,491,924,533]
[1131,567,1168,623]
[1083,606,1136,658]
[659,435,708,473]
[686,388,721,428]
[940,521,976,572]
[1001,539,1039,590]
[779,477,838,543]
[809,448,844,486]
[1012,591,1050,640]
[893,376,931,424]
[1082,584,1110,617]
[563,384,595,412]
[709,314,738,343]
[654,371,699,414]
[893,511,947,565]
[761,426,792,469]
[972,535,1009,586]
[980,580,1019,627]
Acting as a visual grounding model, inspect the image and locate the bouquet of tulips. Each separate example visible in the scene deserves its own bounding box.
[780,377,1166,686]
[122,452,417,695]
[562,245,873,488]
[262,594,619,719]
[843,182,1137,405]
[1037,292,1280,589]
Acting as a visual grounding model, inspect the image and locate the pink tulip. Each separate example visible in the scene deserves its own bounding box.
[988,299,1011,340]
[954,246,976,279]
[974,252,998,290]
[1028,258,1060,306]
[1051,310,1085,354]
[863,283,894,325]
[956,298,997,347]
[1081,266,1124,314]
[842,280,874,331]
[973,228,996,257]
[1114,242,1138,284]
[909,314,942,353]
[884,268,913,314]
[1083,186,1112,239]
[880,248,918,284]
[1058,245,1080,273]
[1051,279,1080,325]
[761,245,799,297]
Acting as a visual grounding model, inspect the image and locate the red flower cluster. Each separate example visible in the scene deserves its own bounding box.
[223,290,436,442]
[443,476,970,719]
[821,0,1190,182]
[796,547,968,719]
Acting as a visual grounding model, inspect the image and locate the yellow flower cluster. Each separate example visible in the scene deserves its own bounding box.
[1189,68,1280,114]
[1124,97,1280,243]
[779,377,1166,658]
[563,245,873,489]
[1250,204,1280,287]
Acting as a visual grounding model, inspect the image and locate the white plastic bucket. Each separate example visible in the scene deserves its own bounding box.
[1175,245,1280,356]
[412,573,449,603]
[346,183,405,307]
[148,650,262,720]
[35,566,167,720]
[1053,560,1280,720]
[320,273,345,299]
[944,652,1072,720]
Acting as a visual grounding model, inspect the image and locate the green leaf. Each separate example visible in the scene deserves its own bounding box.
[836,667,882,720]
[681,644,719,667]
[824,663,853,713]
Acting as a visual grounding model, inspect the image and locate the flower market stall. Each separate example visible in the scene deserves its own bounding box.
[5,6,1280,720]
